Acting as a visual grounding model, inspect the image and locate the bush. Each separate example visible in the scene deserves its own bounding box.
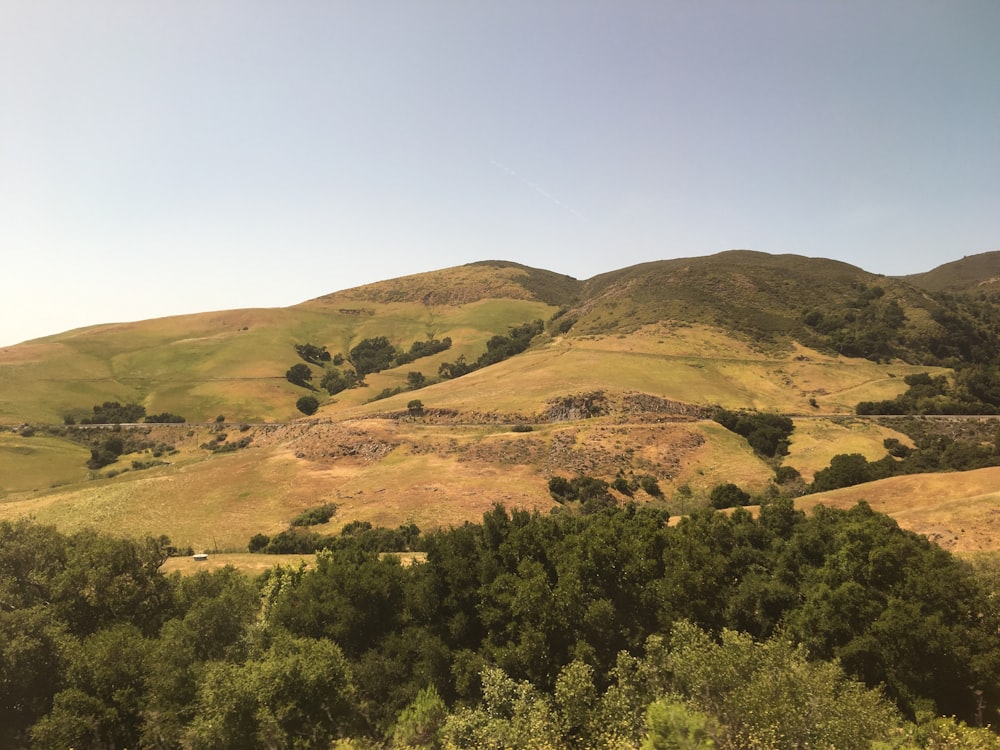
[294,343,331,365]
[713,409,794,458]
[81,401,146,425]
[296,395,320,415]
[349,337,398,377]
[638,475,663,497]
[321,368,358,396]
[290,503,338,527]
[285,363,313,388]
[710,482,751,509]
[145,413,186,424]
[810,453,873,492]
[548,475,616,513]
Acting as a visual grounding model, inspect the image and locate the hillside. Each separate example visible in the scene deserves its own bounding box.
[904,250,1000,293]
[3,250,1000,554]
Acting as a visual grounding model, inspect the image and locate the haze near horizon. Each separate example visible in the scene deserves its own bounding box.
[2,1,998,346]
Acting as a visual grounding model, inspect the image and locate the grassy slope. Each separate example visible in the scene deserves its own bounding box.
[903,250,1000,292]
[797,467,1000,554]
[0,321,941,551]
[2,253,996,552]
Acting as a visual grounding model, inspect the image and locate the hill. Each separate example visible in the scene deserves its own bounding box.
[904,250,1000,293]
[3,250,1000,553]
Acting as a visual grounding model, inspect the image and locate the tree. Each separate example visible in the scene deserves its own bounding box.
[294,342,331,365]
[184,632,357,749]
[810,453,873,492]
[350,337,398,378]
[665,620,898,749]
[296,395,320,415]
[321,368,358,395]
[30,624,151,750]
[389,684,448,748]
[643,700,718,750]
[407,371,427,389]
[80,401,146,425]
[709,483,751,509]
[285,363,313,388]
[408,399,425,416]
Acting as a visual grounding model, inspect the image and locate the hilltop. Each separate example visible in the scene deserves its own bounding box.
[2,249,1000,553]
[903,250,1000,293]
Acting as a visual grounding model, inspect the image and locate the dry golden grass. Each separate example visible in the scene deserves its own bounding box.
[161,553,316,576]
[785,418,913,482]
[797,466,1000,553]
[159,550,428,577]
[4,313,992,553]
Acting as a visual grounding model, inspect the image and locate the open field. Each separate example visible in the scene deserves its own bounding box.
[160,550,428,577]
[0,432,91,495]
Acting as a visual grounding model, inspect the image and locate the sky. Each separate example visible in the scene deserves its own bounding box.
[2,1,998,346]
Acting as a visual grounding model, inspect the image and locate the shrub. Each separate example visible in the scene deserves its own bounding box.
[714,409,794,458]
[709,482,751,509]
[294,343,331,365]
[145,413,186,424]
[285,363,313,388]
[296,395,320,415]
[639,475,663,497]
[321,368,358,396]
[290,503,338,527]
[81,401,146,425]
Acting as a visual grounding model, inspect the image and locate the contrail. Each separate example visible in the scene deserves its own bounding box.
[490,158,588,221]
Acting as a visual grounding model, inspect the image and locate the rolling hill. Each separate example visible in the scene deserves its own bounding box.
[2,250,999,554]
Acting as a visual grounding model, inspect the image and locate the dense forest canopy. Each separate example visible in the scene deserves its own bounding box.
[3,499,1000,749]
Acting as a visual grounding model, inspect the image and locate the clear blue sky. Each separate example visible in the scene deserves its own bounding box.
[2,1,998,346]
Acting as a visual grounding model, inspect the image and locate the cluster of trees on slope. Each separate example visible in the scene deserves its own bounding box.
[66,401,186,426]
[4,499,1000,748]
[285,321,544,414]
[437,320,544,379]
[801,282,1000,366]
[285,336,453,414]
[858,370,1000,415]
[713,409,794,459]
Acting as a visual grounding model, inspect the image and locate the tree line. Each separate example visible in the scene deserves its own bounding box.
[3,497,1000,748]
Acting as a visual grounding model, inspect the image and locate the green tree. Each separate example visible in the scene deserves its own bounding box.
[666,620,898,749]
[322,367,359,395]
[350,337,398,378]
[296,394,320,415]
[286,363,313,388]
[643,700,718,750]
[0,607,69,748]
[389,684,448,749]
[30,624,151,750]
[295,342,331,365]
[184,631,357,749]
[810,452,873,492]
[709,483,751,509]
